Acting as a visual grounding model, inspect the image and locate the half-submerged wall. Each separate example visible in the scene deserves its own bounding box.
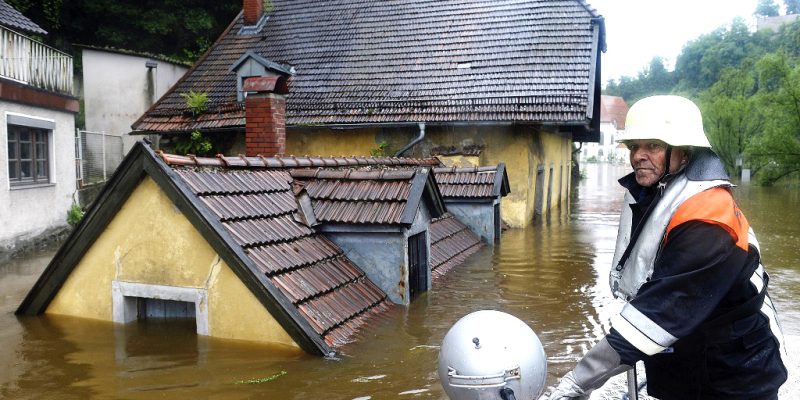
[45,176,299,350]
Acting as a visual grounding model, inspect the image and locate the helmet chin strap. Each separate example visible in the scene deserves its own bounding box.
[658,145,673,187]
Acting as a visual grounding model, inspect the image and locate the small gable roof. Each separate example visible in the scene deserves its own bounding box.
[600,95,629,129]
[16,142,397,355]
[0,0,47,35]
[434,164,510,200]
[133,0,605,138]
[290,168,445,225]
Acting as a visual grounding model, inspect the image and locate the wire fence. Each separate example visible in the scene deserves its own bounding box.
[75,129,124,187]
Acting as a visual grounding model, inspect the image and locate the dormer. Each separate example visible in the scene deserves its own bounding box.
[228,51,293,102]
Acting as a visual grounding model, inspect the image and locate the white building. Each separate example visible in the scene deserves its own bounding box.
[80,47,189,154]
[582,95,629,163]
[0,1,78,259]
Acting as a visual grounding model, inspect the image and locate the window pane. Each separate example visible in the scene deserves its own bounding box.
[35,130,47,143]
[7,129,17,141]
[19,129,30,142]
[36,142,47,159]
[36,161,47,178]
[20,141,31,159]
[20,161,32,179]
[8,161,16,180]
[8,140,15,159]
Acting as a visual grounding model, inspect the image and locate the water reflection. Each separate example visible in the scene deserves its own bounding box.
[0,163,797,399]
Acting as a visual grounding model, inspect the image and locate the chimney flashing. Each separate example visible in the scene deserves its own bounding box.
[239,13,269,35]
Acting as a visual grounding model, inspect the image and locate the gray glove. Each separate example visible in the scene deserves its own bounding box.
[545,337,632,400]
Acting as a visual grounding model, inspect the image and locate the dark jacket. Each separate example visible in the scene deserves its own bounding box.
[607,170,787,399]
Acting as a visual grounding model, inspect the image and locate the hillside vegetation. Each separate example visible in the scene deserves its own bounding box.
[606,17,800,185]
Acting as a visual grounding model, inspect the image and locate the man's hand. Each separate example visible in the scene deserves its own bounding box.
[544,371,589,400]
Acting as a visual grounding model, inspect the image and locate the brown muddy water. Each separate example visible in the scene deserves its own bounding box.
[1,163,799,399]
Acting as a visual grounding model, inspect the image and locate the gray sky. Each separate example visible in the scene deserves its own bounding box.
[586,0,762,84]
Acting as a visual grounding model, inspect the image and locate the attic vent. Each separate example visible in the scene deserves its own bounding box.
[457,62,472,69]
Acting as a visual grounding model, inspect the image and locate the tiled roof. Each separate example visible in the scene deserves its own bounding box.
[600,95,629,129]
[158,152,440,168]
[430,213,484,279]
[173,166,392,348]
[291,168,418,225]
[0,0,47,35]
[133,0,604,133]
[434,164,510,199]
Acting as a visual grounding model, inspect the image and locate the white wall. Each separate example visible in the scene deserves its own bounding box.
[582,121,629,163]
[0,102,76,253]
[82,49,188,153]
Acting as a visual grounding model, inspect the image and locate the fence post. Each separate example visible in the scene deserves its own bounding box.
[75,128,83,187]
[102,131,107,181]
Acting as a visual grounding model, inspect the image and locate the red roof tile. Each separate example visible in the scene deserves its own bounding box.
[172,165,394,349]
[430,213,483,279]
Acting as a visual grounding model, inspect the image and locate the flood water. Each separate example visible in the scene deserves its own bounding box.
[1,163,798,399]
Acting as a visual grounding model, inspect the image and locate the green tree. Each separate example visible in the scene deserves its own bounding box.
[699,67,763,176]
[6,0,241,62]
[755,0,781,16]
[745,52,800,184]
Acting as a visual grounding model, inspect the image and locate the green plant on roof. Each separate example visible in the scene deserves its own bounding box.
[264,0,274,13]
[174,130,213,156]
[66,202,84,227]
[370,140,391,157]
[181,90,209,116]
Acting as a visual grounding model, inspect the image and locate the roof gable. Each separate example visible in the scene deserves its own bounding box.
[600,95,629,129]
[434,164,510,199]
[290,167,446,225]
[133,0,605,134]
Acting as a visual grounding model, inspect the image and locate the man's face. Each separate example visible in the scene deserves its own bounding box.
[627,139,685,187]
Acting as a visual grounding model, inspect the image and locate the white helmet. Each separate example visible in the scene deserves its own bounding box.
[438,310,547,400]
[620,95,712,148]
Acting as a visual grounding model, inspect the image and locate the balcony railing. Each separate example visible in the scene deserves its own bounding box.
[0,25,73,95]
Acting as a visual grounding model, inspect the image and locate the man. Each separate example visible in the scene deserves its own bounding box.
[547,95,787,399]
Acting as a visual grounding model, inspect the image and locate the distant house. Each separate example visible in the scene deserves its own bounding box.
[0,0,79,259]
[756,14,800,31]
[131,0,606,227]
[582,95,629,163]
[17,141,493,354]
[80,46,190,154]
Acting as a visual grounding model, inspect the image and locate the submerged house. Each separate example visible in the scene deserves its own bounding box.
[0,1,78,259]
[434,165,510,242]
[291,167,445,304]
[131,0,605,227]
[17,141,496,354]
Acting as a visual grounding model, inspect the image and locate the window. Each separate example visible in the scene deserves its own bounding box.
[7,124,50,185]
[408,231,428,300]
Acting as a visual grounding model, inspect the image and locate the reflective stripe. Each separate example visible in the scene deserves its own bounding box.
[749,267,787,358]
[611,314,667,355]
[620,304,678,347]
[750,264,765,292]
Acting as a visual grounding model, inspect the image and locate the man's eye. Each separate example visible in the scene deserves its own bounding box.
[647,143,662,150]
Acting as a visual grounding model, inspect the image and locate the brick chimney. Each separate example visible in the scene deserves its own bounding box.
[243,0,263,26]
[244,76,287,157]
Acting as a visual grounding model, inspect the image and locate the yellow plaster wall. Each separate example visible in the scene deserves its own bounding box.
[424,126,572,227]
[46,176,298,349]
[287,127,391,157]
[284,125,572,227]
